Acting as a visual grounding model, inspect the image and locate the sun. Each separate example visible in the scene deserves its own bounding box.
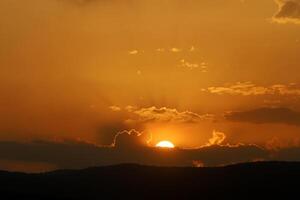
[156,141,175,148]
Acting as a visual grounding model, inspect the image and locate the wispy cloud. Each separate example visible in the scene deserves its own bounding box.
[124,106,214,124]
[206,131,226,146]
[113,129,151,148]
[273,0,300,24]
[204,82,300,96]
[180,59,207,71]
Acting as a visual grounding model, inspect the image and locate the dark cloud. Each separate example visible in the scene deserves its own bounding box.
[4,126,300,171]
[272,147,300,160]
[0,138,270,172]
[226,107,300,126]
[274,0,300,24]
[0,140,110,169]
[186,144,268,166]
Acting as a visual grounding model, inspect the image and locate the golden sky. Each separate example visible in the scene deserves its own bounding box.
[1,0,300,171]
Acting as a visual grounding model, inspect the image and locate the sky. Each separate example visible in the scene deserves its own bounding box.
[1,0,300,172]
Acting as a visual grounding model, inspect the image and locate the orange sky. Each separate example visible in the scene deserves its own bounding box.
[1,0,300,164]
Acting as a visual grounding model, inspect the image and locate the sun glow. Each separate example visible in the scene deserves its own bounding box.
[156,141,175,148]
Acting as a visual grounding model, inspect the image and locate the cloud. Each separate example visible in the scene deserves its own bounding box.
[273,0,300,24]
[156,47,196,53]
[128,50,139,55]
[180,59,199,70]
[226,107,300,126]
[179,60,207,71]
[113,129,151,148]
[125,106,214,124]
[187,144,268,167]
[109,106,122,112]
[96,122,132,145]
[170,48,182,52]
[204,82,300,96]
[206,131,226,146]
[0,139,270,171]
[271,147,300,160]
[265,137,300,150]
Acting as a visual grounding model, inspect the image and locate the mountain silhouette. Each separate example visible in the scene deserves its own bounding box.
[1,161,299,199]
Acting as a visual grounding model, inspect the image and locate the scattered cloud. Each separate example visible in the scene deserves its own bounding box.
[204,82,300,96]
[226,107,300,126]
[128,47,196,54]
[125,106,214,124]
[170,48,182,53]
[128,50,139,55]
[180,59,207,71]
[109,106,122,112]
[180,59,199,70]
[273,0,300,24]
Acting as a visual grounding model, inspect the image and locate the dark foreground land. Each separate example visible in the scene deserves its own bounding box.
[0,161,300,199]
